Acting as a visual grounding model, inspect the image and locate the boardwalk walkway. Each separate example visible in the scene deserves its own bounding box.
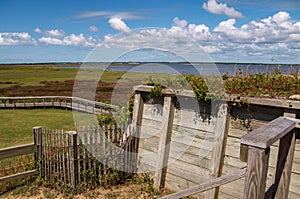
[0,96,118,114]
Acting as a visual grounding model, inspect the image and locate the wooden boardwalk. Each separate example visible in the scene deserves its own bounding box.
[0,96,118,114]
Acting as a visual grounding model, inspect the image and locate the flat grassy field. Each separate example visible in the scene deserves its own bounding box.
[0,67,78,87]
[0,66,145,102]
[0,109,76,148]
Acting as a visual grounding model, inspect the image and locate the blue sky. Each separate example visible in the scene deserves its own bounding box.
[1,0,300,63]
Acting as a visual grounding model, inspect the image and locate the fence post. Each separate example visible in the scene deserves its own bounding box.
[154,95,175,190]
[33,126,43,178]
[67,131,78,188]
[131,91,144,173]
[206,102,230,199]
[243,146,270,199]
[270,111,298,199]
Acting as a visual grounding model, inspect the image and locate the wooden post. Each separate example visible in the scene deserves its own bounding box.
[272,131,296,199]
[132,91,144,173]
[67,131,78,188]
[243,146,270,199]
[33,126,42,177]
[154,95,175,190]
[206,102,230,199]
[271,110,297,199]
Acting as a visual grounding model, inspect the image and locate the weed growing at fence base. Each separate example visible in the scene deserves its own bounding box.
[1,175,167,199]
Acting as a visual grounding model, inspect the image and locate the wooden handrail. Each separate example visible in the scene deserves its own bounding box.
[240,116,299,199]
[241,117,297,149]
[159,167,246,199]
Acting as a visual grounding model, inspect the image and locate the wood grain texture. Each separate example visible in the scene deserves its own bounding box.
[241,117,296,149]
[159,167,246,199]
[0,143,35,159]
[0,170,38,183]
[273,131,296,199]
[243,147,270,199]
[206,103,230,199]
[154,96,175,190]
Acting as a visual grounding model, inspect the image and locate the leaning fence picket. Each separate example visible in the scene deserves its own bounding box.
[27,122,135,188]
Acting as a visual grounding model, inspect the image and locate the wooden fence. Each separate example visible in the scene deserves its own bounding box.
[0,96,118,114]
[159,116,300,199]
[0,124,137,188]
[35,124,137,188]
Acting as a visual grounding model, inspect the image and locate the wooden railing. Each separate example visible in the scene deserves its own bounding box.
[241,116,299,199]
[0,144,37,183]
[159,116,300,199]
[0,96,118,114]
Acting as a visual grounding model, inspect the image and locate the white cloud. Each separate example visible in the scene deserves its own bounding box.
[76,11,142,20]
[88,25,98,32]
[3,11,300,63]
[76,11,113,19]
[173,17,187,28]
[45,29,65,38]
[203,0,244,18]
[34,28,42,33]
[39,33,97,47]
[108,17,131,33]
[96,11,300,63]
[0,32,36,46]
[34,28,65,38]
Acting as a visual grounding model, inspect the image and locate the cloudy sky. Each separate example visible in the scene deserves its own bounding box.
[1,0,300,63]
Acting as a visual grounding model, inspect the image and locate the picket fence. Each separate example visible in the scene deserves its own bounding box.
[33,123,137,188]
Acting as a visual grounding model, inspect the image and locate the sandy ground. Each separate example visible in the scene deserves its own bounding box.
[1,182,169,199]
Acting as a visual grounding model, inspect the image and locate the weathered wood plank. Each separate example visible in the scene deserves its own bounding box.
[273,131,296,199]
[154,96,175,189]
[228,95,300,110]
[206,103,230,199]
[241,117,296,149]
[243,147,270,199]
[160,168,246,199]
[165,172,199,192]
[0,169,37,183]
[167,159,210,184]
[0,143,35,159]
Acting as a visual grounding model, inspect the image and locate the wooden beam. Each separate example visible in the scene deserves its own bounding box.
[274,131,296,199]
[241,117,295,149]
[228,95,300,110]
[272,110,297,199]
[159,167,246,199]
[154,95,175,190]
[132,92,144,173]
[0,143,35,159]
[205,102,230,199]
[0,169,37,184]
[243,147,270,199]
